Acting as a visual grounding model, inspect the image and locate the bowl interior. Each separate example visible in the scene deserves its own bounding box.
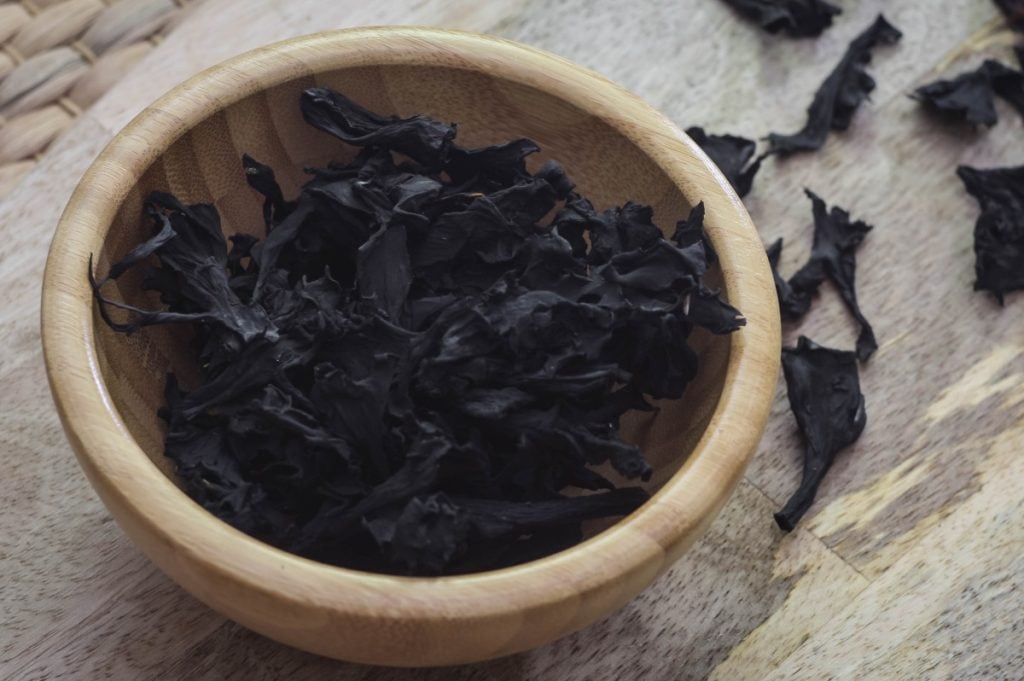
[90,63,730,547]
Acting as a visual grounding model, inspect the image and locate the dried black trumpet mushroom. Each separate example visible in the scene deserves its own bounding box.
[766,191,877,361]
[993,58,1024,114]
[957,164,1024,303]
[995,0,1024,32]
[912,60,1024,126]
[765,238,804,321]
[720,0,840,38]
[91,88,746,576]
[775,337,866,531]
[686,127,765,198]
[300,88,456,166]
[768,15,902,155]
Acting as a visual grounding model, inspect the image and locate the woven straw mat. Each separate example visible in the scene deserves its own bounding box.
[0,0,202,200]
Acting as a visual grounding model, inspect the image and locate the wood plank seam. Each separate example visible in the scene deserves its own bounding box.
[742,474,872,582]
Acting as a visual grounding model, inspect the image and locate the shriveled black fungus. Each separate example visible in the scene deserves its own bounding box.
[766,238,803,320]
[995,0,1024,31]
[720,0,840,38]
[912,59,1024,126]
[994,58,1024,114]
[92,87,745,575]
[446,138,539,189]
[766,191,877,361]
[89,193,277,347]
[767,236,817,322]
[768,15,902,155]
[775,337,866,531]
[242,154,295,230]
[361,491,652,575]
[672,202,717,266]
[957,164,1024,303]
[686,127,765,198]
[300,88,456,167]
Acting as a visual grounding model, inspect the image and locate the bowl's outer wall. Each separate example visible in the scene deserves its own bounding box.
[41,28,781,666]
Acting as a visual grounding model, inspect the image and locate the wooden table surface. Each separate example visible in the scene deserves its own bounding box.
[3,1,1022,679]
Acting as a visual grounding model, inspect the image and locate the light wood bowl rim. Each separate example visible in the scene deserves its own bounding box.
[41,26,780,658]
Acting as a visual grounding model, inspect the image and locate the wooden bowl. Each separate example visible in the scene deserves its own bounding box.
[41,27,780,667]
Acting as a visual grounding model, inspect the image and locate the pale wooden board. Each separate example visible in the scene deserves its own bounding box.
[1,0,1022,678]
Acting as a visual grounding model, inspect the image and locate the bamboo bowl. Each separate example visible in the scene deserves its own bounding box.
[41,27,780,667]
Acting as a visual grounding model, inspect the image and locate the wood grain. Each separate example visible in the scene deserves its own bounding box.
[3,0,1023,678]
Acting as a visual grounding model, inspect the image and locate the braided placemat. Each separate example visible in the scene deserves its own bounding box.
[0,0,202,199]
